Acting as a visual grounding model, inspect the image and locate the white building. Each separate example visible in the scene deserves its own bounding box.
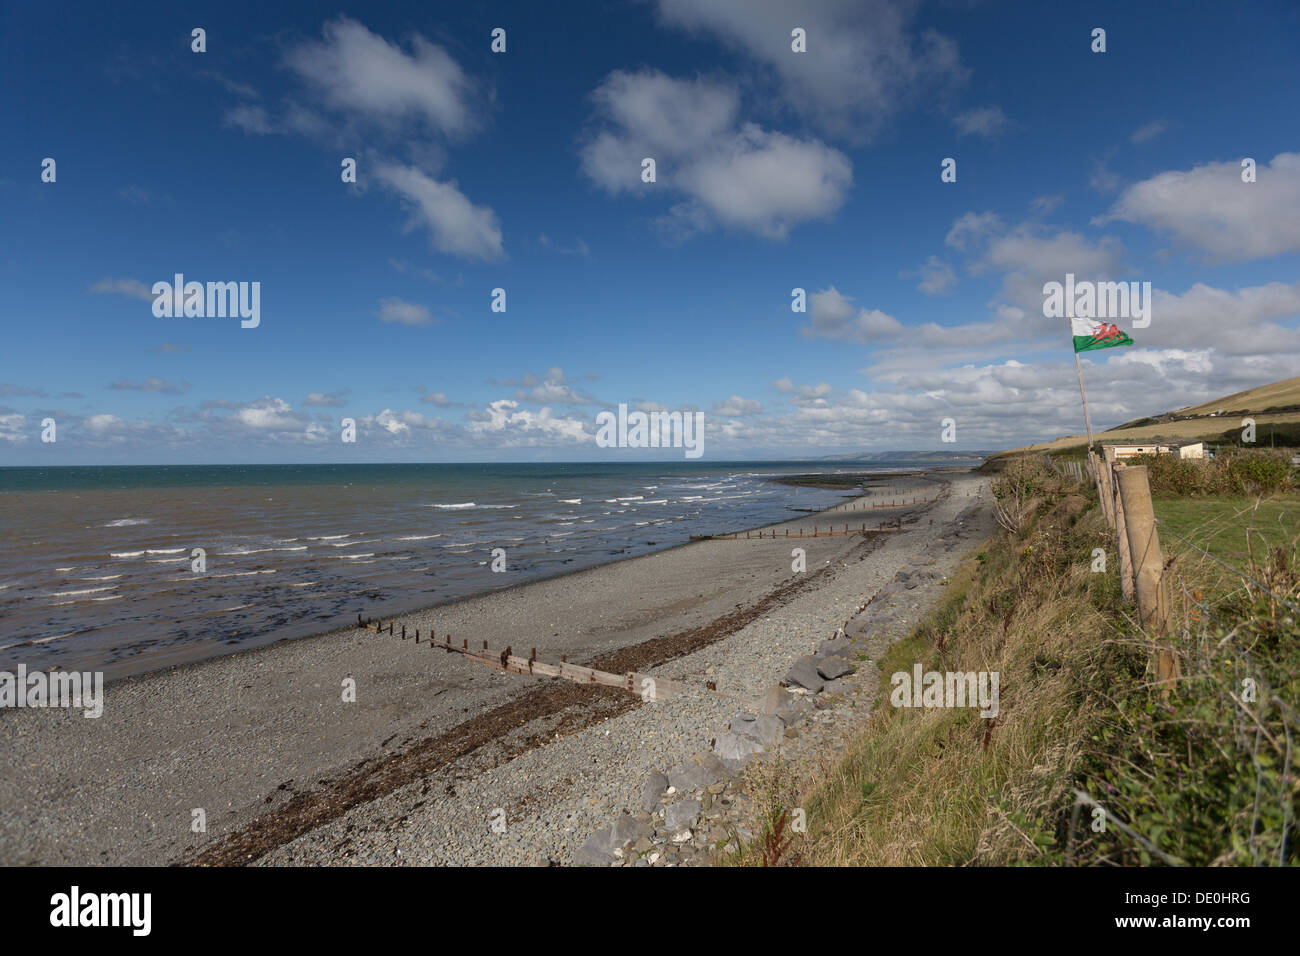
[1105,441,1205,461]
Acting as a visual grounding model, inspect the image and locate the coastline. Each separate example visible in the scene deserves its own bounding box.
[0,469,977,866]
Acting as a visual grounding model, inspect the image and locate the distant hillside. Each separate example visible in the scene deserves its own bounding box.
[988,375,1300,462]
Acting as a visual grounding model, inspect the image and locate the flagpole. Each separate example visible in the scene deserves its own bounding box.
[1069,312,1097,453]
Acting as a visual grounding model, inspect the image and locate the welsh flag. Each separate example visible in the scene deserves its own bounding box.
[1072,316,1134,352]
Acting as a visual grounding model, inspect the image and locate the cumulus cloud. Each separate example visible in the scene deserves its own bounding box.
[711,395,762,416]
[283,16,479,138]
[235,397,306,430]
[222,17,503,261]
[375,162,503,260]
[468,399,592,446]
[653,0,965,142]
[377,297,436,326]
[1096,153,1300,263]
[802,285,1026,350]
[901,255,957,295]
[581,69,852,240]
[493,367,597,405]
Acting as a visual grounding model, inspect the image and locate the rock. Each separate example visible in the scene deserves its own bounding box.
[817,637,852,658]
[713,731,764,769]
[641,772,668,812]
[785,656,825,693]
[758,684,788,717]
[664,798,702,832]
[574,816,646,867]
[667,754,731,792]
[774,695,815,727]
[730,713,784,748]
[822,678,852,695]
[816,657,855,681]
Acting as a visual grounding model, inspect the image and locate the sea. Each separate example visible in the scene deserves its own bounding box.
[0,459,978,678]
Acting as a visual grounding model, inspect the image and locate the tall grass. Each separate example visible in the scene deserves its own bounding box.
[783,457,1298,866]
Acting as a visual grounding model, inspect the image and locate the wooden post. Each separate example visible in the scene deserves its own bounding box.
[1107,453,1135,605]
[1115,465,1177,691]
[1091,451,1114,528]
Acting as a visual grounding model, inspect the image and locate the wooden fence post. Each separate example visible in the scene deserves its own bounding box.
[1106,450,1135,605]
[1115,465,1177,692]
[1091,450,1114,528]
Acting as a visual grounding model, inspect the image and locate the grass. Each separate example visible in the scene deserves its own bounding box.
[742,459,1299,867]
[1155,495,1300,564]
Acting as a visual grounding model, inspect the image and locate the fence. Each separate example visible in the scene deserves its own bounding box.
[353,613,749,703]
[692,522,900,541]
[1087,451,1178,690]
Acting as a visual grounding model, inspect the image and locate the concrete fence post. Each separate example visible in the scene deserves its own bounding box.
[1115,465,1178,691]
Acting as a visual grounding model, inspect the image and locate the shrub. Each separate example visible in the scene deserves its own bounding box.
[1133,449,1297,497]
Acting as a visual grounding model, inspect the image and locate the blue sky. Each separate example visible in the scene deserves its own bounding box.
[2,0,1299,464]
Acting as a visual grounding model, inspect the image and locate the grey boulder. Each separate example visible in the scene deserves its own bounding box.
[641,772,668,812]
[667,754,730,793]
[663,798,702,832]
[729,713,784,748]
[816,657,855,681]
[713,732,764,769]
[785,656,825,693]
[574,814,650,866]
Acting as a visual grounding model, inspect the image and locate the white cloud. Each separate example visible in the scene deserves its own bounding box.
[304,390,349,407]
[944,211,1001,251]
[88,277,155,301]
[377,297,436,326]
[1096,153,1300,263]
[223,104,274,135]
[284,16,478,137]
[235,397,304,430]
[1130,119,1169,144]
[0,413,28,443]
[375,162,503,260]
[711,395,762,416]
[581,69,851,240]
[468,399,592,445]
[953,106,1009,138]
[902,255,957,295]
[653,0,965,141]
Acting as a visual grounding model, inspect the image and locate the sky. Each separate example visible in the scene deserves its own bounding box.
[2,0,1299,464]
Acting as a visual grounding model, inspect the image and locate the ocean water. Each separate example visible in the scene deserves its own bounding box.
[0,460,969,677]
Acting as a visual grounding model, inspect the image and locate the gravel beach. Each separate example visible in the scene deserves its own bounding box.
[0,471,988,866]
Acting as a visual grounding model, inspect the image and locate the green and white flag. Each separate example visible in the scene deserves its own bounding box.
[1071,316,1134,352]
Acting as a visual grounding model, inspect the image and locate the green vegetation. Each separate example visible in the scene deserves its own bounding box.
[1131,448,1297,497]
[768,457,1298,866]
